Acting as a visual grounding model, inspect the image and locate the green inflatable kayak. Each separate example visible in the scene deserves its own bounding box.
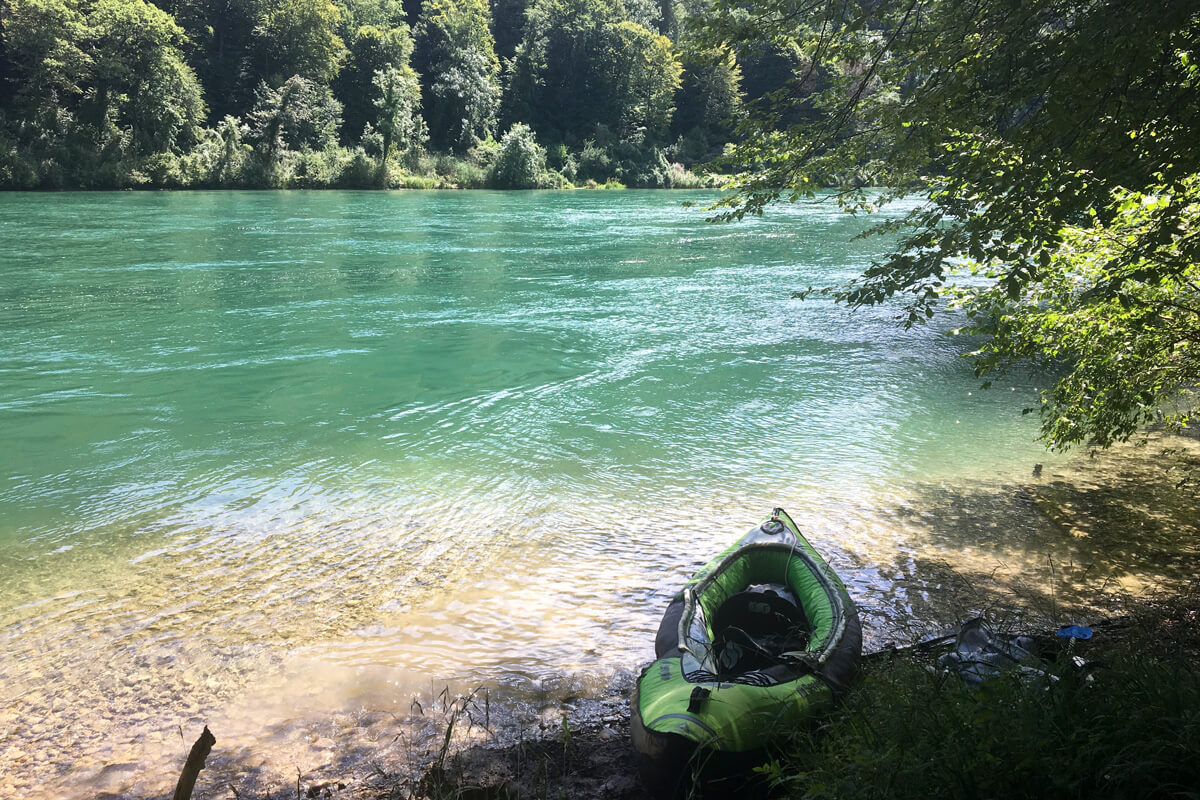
[631,508,862,796]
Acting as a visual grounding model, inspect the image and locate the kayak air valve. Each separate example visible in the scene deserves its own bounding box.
[762,507,787,534]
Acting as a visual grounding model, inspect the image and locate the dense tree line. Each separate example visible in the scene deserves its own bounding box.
[0,0,754,188]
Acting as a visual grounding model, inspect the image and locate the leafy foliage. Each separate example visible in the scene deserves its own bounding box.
[248,74,342,183]
[489,0,528,60]
[506,0,681,144]
[0,0,204,186]
[156,0,264,119]
[188,114,253,186]
[0,0,729,188]
[699,0,1200,448]
[372,63,425,168]
[335,0,407,30]
[603,20,680,141]
[670,45,741,157]
[335,21,414,141]
[414,0,500,151]
[955,180,1200,449]
[488,121,547,188]
[2,0,91,122]
[85,0,205,153]
[255,0,348,85]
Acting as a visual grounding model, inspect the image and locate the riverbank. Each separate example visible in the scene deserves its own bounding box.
[170,587,1200,800]
[4,430,1197,798]
[6,428,1200,798]
[148,432,1199,800]
[2,138,721,192]
[406,592,1200,800]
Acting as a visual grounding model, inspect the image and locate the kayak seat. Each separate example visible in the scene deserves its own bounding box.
[712,589,811,677]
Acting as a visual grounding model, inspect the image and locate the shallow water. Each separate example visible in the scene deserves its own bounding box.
[1,190,1196,798]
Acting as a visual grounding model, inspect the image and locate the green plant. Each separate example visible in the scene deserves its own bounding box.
[699,0,1200,452]
[392,172,439,189]
[768,649,1200,799]
[488,122,548,189]
[576,139,613,183]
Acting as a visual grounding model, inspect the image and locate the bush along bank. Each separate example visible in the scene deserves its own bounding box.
[405,595,1200,800]
[755,601,1200,800]
[1,118,720,191]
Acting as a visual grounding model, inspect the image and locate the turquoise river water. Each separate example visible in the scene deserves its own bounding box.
[2,190,1184,798]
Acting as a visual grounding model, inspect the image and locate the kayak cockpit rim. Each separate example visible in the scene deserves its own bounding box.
[676,540,850,681]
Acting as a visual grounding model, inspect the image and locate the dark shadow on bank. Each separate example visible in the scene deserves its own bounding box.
[845,437,1200,645]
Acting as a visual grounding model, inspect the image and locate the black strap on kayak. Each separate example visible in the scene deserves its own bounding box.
[780,651,845,694]
[687,686,711,712]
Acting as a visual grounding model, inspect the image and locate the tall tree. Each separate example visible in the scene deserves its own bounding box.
[248,73,342,167]
[335,21,414,142]
[506,0,681,144]
[1,0,91,127]
[671,47,742,155]
[84,0,205,154]
[254,0,348,86]
[699,0,1200,448]
[488,0,526,60]
[401,0,422,24]
[156,0,265,121]
[414,0,500,151]
[622,0,658,30]
[372,63,424,167]
[603,20,680,141]
[335,0,408,29]
[3,0,203,154]
[656,0,680,39]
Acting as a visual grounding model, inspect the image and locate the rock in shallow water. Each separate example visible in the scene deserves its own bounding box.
[91,761,140,793]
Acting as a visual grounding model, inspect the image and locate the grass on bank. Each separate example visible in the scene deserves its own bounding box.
[399,597,1200,800]
[759,600,1200,800]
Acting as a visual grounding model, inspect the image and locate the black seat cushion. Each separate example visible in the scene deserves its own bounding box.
[712,589,811,676]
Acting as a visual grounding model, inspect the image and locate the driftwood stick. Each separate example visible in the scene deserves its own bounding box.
[173,726,216,800]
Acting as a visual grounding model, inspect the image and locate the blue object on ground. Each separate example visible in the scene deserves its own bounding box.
[1056,625,1093,640]
[938,619,1044,686]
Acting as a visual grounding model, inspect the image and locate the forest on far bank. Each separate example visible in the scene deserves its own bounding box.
[0,0,796,190]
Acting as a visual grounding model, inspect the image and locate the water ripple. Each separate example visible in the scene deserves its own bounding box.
[3,191,1191,798]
